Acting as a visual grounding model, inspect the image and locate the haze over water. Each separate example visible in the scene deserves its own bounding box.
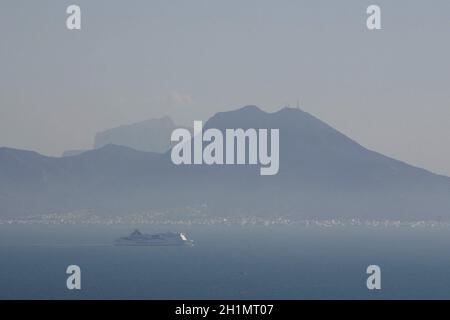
[1,224,450,299]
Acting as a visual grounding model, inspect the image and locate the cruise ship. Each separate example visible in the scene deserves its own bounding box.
[115,229,194,246]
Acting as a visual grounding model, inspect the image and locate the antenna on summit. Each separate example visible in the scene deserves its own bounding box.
[296,99,301,109]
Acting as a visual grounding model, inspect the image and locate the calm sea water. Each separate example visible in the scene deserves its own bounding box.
[1,224,450,299]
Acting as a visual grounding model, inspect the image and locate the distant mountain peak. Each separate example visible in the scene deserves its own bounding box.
[240,105,263,112]
[94,116,182,153]
[215,105,312,120]
[275,106,308,114]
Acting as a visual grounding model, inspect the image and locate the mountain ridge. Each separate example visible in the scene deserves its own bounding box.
[1,106,450,219]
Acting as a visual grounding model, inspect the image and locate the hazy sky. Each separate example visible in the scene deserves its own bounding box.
[1,0,450,176]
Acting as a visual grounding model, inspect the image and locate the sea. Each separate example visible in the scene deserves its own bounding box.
[1,224,450,299]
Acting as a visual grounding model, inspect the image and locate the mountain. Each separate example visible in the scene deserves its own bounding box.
[94,116,189,153]
[197,106,450,218]
[1,105,450,219]
[0,144,163,215]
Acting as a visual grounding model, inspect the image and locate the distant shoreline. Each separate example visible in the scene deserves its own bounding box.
[1,214,449,229]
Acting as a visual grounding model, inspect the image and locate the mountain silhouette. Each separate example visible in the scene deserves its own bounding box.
[94,116,191,153]
[1,106,450,219]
